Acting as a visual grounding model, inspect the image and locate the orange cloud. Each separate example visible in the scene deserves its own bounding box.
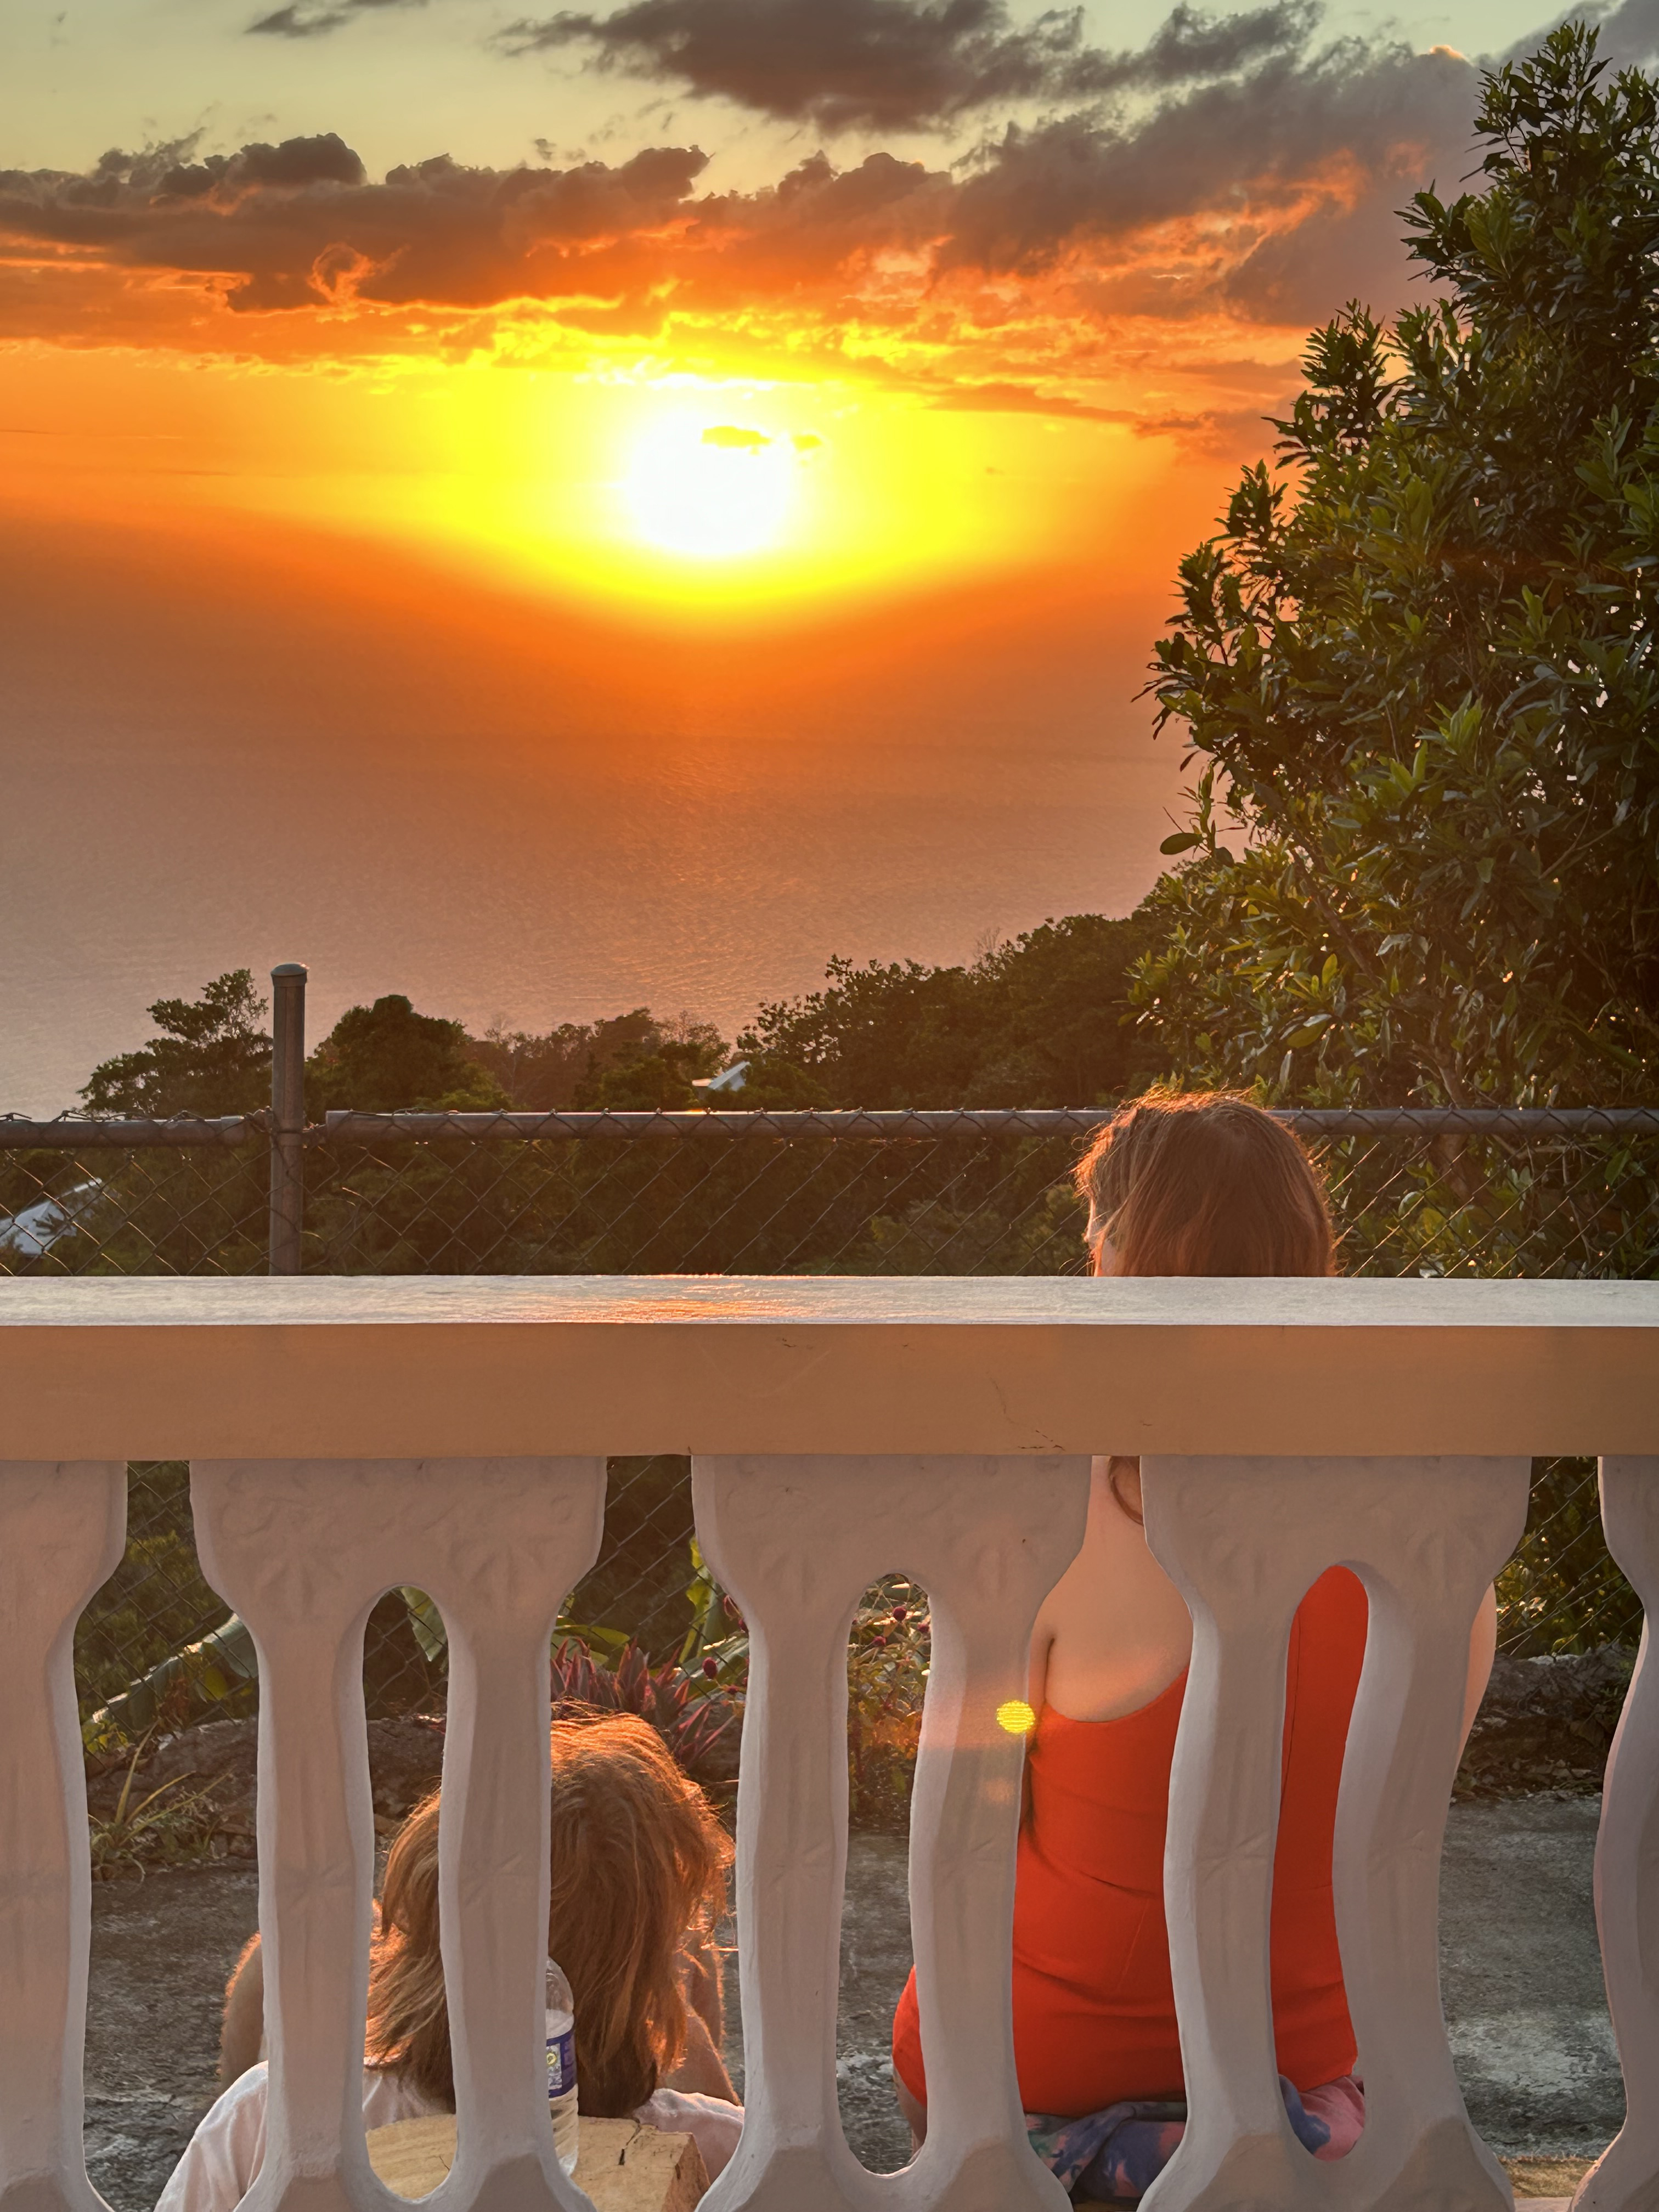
[0,6,1497,432]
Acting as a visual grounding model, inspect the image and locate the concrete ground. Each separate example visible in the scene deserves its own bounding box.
[1439,1796,1621,2157]
[86,1796,1618,2210]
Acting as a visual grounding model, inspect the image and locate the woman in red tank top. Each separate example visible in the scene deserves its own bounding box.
[889,1094,1497,2187]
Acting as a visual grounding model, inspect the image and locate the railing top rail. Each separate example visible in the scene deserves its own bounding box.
[314,1106,1659,1142]
[4,1105,1657,1149]
[0,1114,259,1149]
[1,1275,1653,1462]
[3,1273,1654,1323]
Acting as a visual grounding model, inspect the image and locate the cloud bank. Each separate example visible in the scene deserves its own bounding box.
[494,0,1319,134]
[10,0,1653,422]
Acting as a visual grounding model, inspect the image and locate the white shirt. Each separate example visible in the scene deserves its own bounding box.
[156,2064,744,2212]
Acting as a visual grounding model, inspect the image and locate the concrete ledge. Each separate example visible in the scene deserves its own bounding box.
[0,1276,1654,1459]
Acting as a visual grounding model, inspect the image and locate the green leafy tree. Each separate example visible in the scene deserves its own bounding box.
[307,995,509,1113]
[1137,23,1659,1110]
[574,1015,726,1111]
[585,1047,707,1111]
[469,1010,726,1111]
[81,971,270,1118]
[740,911,1164,1109]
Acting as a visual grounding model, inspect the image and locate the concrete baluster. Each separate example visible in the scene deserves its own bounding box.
[1573,1457,1659,2212]
[693,1454,1087,2212]
[0,1462,125,2212]
[1326,1459,1527,2212]
[1138,1455,1526,2212]
[191,1458,605,2212]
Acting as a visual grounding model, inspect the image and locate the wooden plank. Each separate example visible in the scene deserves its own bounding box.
[364,2113,710,2209]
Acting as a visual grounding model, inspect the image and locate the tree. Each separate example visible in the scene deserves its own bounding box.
[575,1014,726,1111]
[738,911,1165,1108]
[1137,24,1659,1108]
[306,995,509,1113]
[467,1011,727,1111]
[81,971,270,1118]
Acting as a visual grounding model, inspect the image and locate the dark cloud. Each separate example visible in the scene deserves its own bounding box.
[249,0,424,38]
[0,13,1483,354]
[495,0,1315,133]
[160,133,369,194]
[1506,0,1659,67]
[0,134,711,313]
[943,35,1476,286]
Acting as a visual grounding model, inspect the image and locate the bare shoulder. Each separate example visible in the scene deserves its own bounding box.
[1033,1460,1194,1724]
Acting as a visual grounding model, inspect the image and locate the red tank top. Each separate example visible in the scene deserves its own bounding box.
[891,1565,1367,2115]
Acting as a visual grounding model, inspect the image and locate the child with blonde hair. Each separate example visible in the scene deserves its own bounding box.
[161,1713,741,2212]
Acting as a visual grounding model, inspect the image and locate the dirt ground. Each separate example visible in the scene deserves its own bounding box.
[86,1801,1617,2211]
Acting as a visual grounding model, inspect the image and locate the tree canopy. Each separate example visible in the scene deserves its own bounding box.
[304,995,509,1114]
[1137,23,1659,1106]
[737,910,1165,1108]
[470,1010,727,1112]
[81,970,271,1118]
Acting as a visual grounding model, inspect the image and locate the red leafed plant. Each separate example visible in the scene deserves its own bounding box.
[550,1637,741,1793]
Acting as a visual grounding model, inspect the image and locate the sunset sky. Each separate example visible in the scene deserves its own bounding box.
[3,0,1654,1108]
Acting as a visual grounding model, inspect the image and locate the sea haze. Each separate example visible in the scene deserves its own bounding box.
[0,507,1183,1115]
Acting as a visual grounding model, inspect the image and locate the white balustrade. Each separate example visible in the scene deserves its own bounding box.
[0,1461,125,2212]
[0,1277,1654,2212]
[1577,1455,1659,2212]
[190,1457,606,2212]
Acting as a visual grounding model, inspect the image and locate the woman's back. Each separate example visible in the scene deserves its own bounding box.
[890,1095,1491,2151]
[890,1560,1368,2114]
[1008,1562,1367,2111]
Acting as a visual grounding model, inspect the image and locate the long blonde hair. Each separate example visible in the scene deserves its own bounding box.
[365,1712,731,2114]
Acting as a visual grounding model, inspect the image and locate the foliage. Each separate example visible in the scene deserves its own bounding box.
[740,912,1166,1108]
[585,1037,725,1111]
[467,1011,727,1111]
[1137,25,1659,1124]
[81,971,270,1118]
[82,1612,259,1753]
[654,1564,933,1826]
[845,1578,931,1830]
[1306,1122,1659,1281]
[75,1465,235,1733]
[87,1739,224,1881]
[549,1637,742,1793]
[1498,1457,1642,1653]
[307,994,509,1113]
[298,1103,1092,1278]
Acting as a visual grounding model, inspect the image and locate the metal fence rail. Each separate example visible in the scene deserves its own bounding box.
[3,962,1653,1782]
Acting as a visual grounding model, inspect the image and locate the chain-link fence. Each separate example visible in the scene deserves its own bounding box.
[8,1104,1658,1282]
[6,980,1655,1838]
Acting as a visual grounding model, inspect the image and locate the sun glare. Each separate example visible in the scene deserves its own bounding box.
[622,418,801,559]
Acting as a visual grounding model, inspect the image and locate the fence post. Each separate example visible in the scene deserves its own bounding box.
[269,963,308,1277]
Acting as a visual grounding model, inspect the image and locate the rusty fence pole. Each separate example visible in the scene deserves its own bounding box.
[268,962,307,1276]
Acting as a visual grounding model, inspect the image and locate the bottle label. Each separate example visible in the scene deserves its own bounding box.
[546,2027,576,2102]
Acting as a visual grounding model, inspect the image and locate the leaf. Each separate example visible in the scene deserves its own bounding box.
[402,1588,448,1665]
[1159,832,1203,855]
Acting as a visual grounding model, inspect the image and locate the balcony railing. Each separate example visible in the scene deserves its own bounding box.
[1,1275,1655,2212]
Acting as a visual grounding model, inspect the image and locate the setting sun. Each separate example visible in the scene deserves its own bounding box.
[622,419,806,560]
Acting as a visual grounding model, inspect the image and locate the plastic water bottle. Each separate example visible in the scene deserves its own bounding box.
[545,1958,580,2177]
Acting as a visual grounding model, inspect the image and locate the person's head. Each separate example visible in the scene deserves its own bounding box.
[365,1712,731,2115]
[1074,1090,1335,1279]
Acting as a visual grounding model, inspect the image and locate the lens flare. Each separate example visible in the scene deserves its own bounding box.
[997,1699,1037,1735]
